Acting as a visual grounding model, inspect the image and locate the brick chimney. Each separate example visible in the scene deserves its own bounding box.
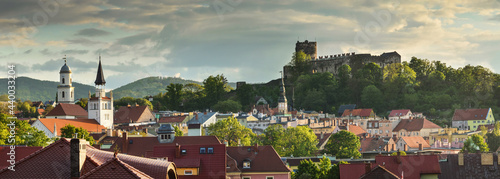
[396,150,402,164]
[419,143,423,151]
[364,162,372,174]
[175,143,181,158]
[70,139,87,178]
[122,132,128,154]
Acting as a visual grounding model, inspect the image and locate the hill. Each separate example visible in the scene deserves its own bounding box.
[111,77,202,99]
[0,76,95,102]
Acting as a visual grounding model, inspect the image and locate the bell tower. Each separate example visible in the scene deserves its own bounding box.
[57,56,75,104]
[88,56,114,129]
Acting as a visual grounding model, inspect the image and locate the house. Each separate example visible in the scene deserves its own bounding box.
[236,114,259,127]
[103,124,226,179]
[439,153,500,179]
[388,109,412,120]
[0,146,42,170]
[31,118,107,138]
[360,137,396,153]
[337,104,356,117]
[255,96,268,105]
[341,109,375,119]
[186,112,218,129]
[45,103,88,119]
[359,165,400,179]
[396,136,430,151]
[44,100,56,107]
[429,128,480,150]
[226,145,291,179]
[392,118,442,138]
[31,101,44,109]
[316,132,333,150]
[114,105,155,125]
[159,115,189,134]
[451,108,495,131]
[338,124,367,137]
[0,138,177,178]
[251,104,274,118]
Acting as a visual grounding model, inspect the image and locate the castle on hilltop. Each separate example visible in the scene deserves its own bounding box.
[284,40,401,79]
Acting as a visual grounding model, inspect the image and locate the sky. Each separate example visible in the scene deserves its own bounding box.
[1,0,500,89]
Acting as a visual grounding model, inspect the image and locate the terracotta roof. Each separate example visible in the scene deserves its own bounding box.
[80,157,153,179]
[342,109,373,117]
[452,108,490,121]
[158,115,187,123]
[0,146,42,169]
[46,103,88,117]
[439,153,500,179]
[114,106,152,124]
[37,118,107,135]
[392,118,441,132]
[360,137,394,152]
[388,109,411,117]
[226,145,290,173]
[37,108,45,115]
[348,125,367,136]
[399,136,430,148]
[375,155,441,179]
[360,165,400,179]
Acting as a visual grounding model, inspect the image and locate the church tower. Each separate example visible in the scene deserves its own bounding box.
[88,57,114,129]
[57,57,75,104]
[278,71,288,114]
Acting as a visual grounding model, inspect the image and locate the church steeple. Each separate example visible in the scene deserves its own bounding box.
[278,71,288,114]
[94,57,106,85]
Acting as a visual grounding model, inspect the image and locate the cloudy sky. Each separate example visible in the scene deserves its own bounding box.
[1,0,500,89]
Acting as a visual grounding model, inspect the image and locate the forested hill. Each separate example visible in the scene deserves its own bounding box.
[0,77,95,102]
[111,77,203,99]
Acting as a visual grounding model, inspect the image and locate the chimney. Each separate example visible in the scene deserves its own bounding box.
[70,139,87,178]
[321,132,324,139]
[364,163,371,174]
[419,143,423,151]
[404,144,408,151]
[122,132,128,154]
[175,143,181,158]
[396,150,402,164]
[204,111,207,115]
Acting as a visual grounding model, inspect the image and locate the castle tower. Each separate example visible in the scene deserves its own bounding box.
[278,71,288,114]
[57,57,75,104]
[88,57,114,129]
[295,40,317,59]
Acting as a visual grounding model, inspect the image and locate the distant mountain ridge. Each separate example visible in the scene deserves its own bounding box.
[0,76,237,101]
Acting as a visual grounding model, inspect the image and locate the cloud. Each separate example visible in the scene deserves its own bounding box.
[75,28,111,37]
[24,49,32,54]
[61,49,89,55]
[66,38,104,45]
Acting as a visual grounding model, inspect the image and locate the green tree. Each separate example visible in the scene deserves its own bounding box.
[288,51,312,82]
[60,124,95,145]
[206,117,255,146]
[165,83,184,111]
[0,113,50,146]
[361,85,383,112]
[461,134,489,152]
[327,161,349,179]
[324,131,361,159]
[236,84,254,110]
[295,159,320,179]
[203,74,228,108]
[318,156,332,179]
[114,97,153,110]
[285,126,319,157]
[390,151,407,156]
[262,124,287,156]
[486,122,500,151]
[212,100,242,113]
[174,126,183,136]
[76,98,88,109]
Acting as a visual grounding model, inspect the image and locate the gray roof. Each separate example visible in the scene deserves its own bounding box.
[60,61,71,73]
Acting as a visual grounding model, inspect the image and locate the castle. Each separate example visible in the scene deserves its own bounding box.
[284,40,401,79]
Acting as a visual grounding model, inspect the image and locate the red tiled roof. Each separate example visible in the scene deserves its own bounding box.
[340,163,374,179]
[360,165,400,179]
[0,146,42,169]
[348,125,367,136]
[226,145,291,173]
[375,155,441,179]
[158,115,187,124]
[388,109,411,117]
[392,118,441,132]
[342,109,373,117]
[399,136,430,148]
[38,118,107,135]
[316,133,333,148]
[114,106,153,124]
[80,157,153,179]
[46,103,88,117]
[226,154,241,173]
[452,108,490,121]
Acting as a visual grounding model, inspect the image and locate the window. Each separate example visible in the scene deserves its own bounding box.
[243,177,251,179]
[379,130,382,134]
[161,135,165,139]
[473,121,476,123]
[243,161,251,168]
[200,148,206,154]
[62,91,65,98]
[181,149,187,155]
[375,123,378,127]
[266,177,274,179]
[184,170,193,175]
[386,130,389,133]
[207,147,214,154]
[368,123,372,127]
[62,78,65,84]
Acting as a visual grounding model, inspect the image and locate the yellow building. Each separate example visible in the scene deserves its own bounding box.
[429,128,480,149]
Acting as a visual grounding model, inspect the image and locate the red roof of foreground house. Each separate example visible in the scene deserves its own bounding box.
[46,103,88,117]
[399,136,430,148]
[342,109,373,117]
[388,109,411,117]
[360,165,400,179]
[375,155,441,179]
[452,108,490,121]
[37,118,107,135]
[0,146,42,169]
[0,138,176,179]
[158,115,187,123]
[226,145,291,173]
[392,118,441,132]
[114,105,153,124]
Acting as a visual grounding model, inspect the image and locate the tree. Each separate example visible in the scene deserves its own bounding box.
[60,124,95,145]
[288,51,312,82]
[174,126,183,136]
[294,159,320,179]
[318,156,332,179]
[76,98,88,109]
[203,75,228,108]
[212,100,242,113]
[262,124,287,156]
[390,151,407,156]
[114,97,153,110]
[461,134,489,152]
[361,85,383,112]
[324,131,361,159]
[284,126,319,157]
[165,83,184,111]
[42,105,54,116]
[327,161,349,179]
[206,117,255,146]
[236,84,254,110]
[486,122,500,152]
[0,113,50,146]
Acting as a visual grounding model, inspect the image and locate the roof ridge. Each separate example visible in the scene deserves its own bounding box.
[81,156,152,179]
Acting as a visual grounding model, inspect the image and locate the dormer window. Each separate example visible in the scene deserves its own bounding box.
[207,147,214,154]
[181,149,187,155]
[243,160,251,168]
[200,148,206,154]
